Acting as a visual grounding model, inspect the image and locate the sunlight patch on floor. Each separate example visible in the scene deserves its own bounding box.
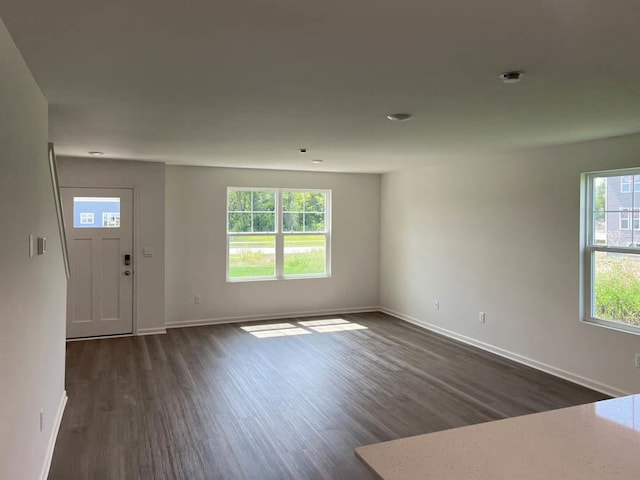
[241,323,296,332]
[250,327,312,338]
[298,318,349,327]
[308,323,368,333]
[241,318,368,338]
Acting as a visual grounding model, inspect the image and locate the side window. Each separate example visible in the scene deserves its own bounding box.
[584,172,640,334]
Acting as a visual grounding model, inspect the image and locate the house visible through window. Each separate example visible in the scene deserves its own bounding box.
[227,188,331,281]
[584,171,640,334]
[102,212,120,228]
[79,212,94,225]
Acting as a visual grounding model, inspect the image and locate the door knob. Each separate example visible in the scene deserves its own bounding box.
[124,270,131,276]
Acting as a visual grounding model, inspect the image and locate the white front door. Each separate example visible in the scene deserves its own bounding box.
[61,188,134,338]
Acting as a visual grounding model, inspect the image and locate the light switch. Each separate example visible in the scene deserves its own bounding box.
[143,247,154,258]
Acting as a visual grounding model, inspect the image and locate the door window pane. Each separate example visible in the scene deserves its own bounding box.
[73,197,120,228]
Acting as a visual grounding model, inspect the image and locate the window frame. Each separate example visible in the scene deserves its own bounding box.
[583,169,640,336]
[226,187,331,282]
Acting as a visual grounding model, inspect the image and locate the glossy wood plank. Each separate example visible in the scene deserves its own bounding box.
[49,312,608,479]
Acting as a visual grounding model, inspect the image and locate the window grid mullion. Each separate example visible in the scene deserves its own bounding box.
[250,191,254,233]
[276,190,283,278]
[302,192,306,233]
[633,180,636,245]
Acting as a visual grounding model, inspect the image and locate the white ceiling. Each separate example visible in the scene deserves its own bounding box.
[2,0,640,172]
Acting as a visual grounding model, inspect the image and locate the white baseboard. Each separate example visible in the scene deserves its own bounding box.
[39,390,67,480]
[66,328,166,341]
[379,307,631,398]
[165,306,379,329]
[66,334,133,342]
[137,327,167,336]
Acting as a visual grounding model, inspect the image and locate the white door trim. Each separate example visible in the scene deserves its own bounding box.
[61,185,139,336]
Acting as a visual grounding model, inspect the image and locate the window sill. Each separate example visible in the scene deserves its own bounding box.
[227,274,331,283]
[581,317,640,336]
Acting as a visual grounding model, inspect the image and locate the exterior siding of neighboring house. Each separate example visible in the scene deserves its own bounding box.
[605,175,640,246]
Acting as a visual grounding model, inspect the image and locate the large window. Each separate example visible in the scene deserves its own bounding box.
[584,170,640,334]
[227,188,330,281]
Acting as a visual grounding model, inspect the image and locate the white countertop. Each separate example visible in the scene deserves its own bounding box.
[355,394,640,479]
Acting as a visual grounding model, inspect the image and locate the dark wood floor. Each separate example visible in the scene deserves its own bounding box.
[49,312,608,480]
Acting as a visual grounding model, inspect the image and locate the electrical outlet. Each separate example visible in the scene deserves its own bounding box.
[434,300,440,310]
[479,312,486,323]
[39,410,44,432]
[37,236,46,255]
[635,354,640,368]
[194,295,201,305]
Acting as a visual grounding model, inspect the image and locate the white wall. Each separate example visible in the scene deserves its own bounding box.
[380,133,640,397]
[57,157,166,334]
[165,166,380,325]
[0,18,67,480]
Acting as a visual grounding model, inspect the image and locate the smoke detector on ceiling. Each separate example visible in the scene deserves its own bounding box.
[499,71,524,84]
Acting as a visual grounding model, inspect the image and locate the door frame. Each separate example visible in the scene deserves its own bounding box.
[61,184,139,338]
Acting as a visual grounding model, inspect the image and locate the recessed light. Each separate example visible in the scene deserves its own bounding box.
[88,151,104,156]
[499,71,524,84]
[311,159,323,164]
[299,148,308,154]
[387,113,413,122]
